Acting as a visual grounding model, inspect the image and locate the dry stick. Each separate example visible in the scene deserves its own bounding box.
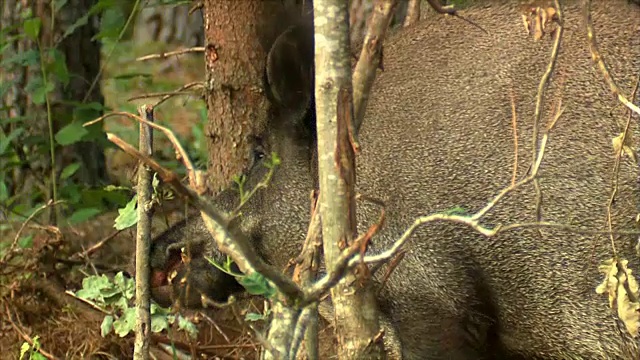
[530,0,563,225]
[303,209,384,304]
[424,0,488,34]
[71,230,123,260]
[583,0,640,256]
[509,90,519,186]
[136,47,206,61]
[583,0,640,118]
[292,192,322,360]
[84,112,198,190]
[127,81,204,108]
[199,312,232,343]
[606,77,639,257]
[0,199,60,265]
[127,91,197,101]
[134,104,155,360]
[352,0,399,133]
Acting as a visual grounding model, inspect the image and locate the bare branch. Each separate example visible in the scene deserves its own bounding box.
[84,111,198,190]
[583,0,640,117]
[352,0,399,132]
[136,47,206,62]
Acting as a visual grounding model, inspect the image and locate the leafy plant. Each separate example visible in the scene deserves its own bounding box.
[19,335,46,360]
[73,272,198,339]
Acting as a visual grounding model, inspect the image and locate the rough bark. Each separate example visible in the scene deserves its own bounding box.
[202,0,291,193]
[313,1,385,358]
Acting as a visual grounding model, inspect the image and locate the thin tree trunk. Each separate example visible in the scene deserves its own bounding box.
[404,0,421,27]
[313,0,385,358]
[202,0,291,193]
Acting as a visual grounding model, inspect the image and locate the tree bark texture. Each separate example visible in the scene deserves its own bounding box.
[313,1,385,358]
[202,0,293,193]
[56,0,107,187]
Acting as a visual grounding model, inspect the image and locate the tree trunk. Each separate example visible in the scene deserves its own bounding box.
[202,0,293,193]
[56,0,106,188]
[313,0,385,358]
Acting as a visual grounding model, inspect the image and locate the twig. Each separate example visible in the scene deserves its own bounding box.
[127,91,197,101]
[424,0,488,34]
[0,199,61,265]
[5,306,59,360]
[302,208,384,306]
[84,111,198,190]
[71,230,123,260]
[136,47,206,61]
[529,0,563,224]
[509,90,519,186]
[127,82,204,105]
[606,76,639,257]
[583,0,640,118]
[294,191,322,360]
[199,312,232,343]
[65,290,111,315]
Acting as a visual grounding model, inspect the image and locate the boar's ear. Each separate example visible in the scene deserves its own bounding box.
[266,22,314,120]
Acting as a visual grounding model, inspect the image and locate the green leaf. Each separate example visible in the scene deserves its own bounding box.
[442,206,467,216]
[33,353,47,360]
[177,316,199,338]
[60,162,80,180]
[114,196,138,230]
[80,275,112,294]
[101,315,114,337]
[47,49,69,86]
[104,185,131,192]
[245,312,266,322]
[68,207,101,224]
[0,181,8,202]
[55,122,89,145]
[238,272,276,298]
[0,49,39,67]
[0,127,24,154]
[151,314,170,333]
[60,13,90,41]
[23,18,42,40]
[113,307,136,337]
[17,235,34,249]
[113,271,135,299]
[26,78,54,105]
[19,342,30,360]
[54,0,69,12]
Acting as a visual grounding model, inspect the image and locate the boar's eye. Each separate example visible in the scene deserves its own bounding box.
[248,144,267,171]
